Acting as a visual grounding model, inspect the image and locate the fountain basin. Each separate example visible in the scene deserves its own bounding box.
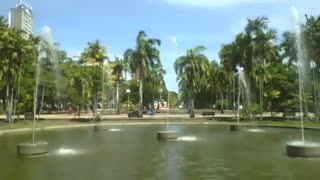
[157,131,178,139]
[94,124,109,131]
[230,124,241,131]
[17,141,49,156]
[286,141,320,157]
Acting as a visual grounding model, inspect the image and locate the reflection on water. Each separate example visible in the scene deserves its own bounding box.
[177,136,198,141]
[108,128,124,132]
[54,148,79,155]
[246,128,265,133]
[2,125,320,179]
[288,141,320,147]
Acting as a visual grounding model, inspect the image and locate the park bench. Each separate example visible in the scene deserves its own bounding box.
[202,111,215,116]
[283,111,296,120]
[128,111,142,118]
[24,113,34,120]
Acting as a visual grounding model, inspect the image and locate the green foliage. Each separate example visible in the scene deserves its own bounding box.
[241,104,261,120]
[215,99,231,110]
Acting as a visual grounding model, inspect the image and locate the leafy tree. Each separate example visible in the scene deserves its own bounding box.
[124,31,161,117]
[174,45,209,118]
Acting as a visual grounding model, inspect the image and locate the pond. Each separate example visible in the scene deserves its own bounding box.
[0,125,320,180]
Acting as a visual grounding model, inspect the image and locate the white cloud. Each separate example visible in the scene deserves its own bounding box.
[162,0,278,8]
[170,36,178,47]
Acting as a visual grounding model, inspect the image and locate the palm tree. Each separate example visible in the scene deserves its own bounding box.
[80,40,107,119]
[280,32,297,67]
[111,57,124,115]
[124,31,161,117]
[204,60,219,108]
[245,16,278,120]
[215,66,233,114]
[174,45,209,118]
[0,21,34,122]
[147,63,166,109]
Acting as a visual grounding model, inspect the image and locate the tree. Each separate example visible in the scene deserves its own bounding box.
[174,45,209,118]
[80,40,108,119]
[146,63,166,109]
[124,31,161,117]
[111,57,124,115]
[0,18,35,122]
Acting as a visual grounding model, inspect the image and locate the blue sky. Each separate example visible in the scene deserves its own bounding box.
[1,0,320,92]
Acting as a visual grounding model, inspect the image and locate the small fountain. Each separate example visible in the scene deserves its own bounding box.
[17,29,52,156]
[286,6,320,158]
[230,66,243,131]
[157,91,178,139]
[94,61,108,131]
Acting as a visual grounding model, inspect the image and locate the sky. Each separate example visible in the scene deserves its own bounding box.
[1,0,320,92]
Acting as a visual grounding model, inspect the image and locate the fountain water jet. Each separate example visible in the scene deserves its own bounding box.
[157,91,178,140]
[94,61,108,130]
[230,66,243,131]
[17,28,54,156]
[286,6,320,158]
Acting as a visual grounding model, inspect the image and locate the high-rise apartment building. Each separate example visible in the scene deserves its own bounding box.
[8,1,33,39]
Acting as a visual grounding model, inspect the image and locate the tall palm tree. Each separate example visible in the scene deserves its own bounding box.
[204,60,219,107]
[80,40,107,119]
[124,31,161,117]
[245,16,278,120]
[280,32,297,67]
[215,66,233,114]
[174,45,209,118]
[147,63,166,109]
[111,57,124,115]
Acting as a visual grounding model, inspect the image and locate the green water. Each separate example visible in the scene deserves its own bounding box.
[0,125,320,180]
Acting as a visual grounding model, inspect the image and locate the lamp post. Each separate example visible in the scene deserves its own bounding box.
[126,89,131,114]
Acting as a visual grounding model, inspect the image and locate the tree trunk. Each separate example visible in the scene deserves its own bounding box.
[139,76,143,117]
[259,77,263,121]
[38,85,46,119]
[10,88,14,122]
[78,105,81,118]
[93,90,98,120]
[152,82,155,110]
[221,91,224,114]
[189,84,195,118]
[116,80,120,115]
[6,84,11,123]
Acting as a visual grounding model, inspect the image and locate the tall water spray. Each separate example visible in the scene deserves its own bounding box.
[237,67,244,125]
[239,68,250,105]
[40,26,62,100]
[32,27,58,143]
[291,6,305,142]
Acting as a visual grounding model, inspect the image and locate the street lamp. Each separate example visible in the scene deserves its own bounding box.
[126,89,131,114]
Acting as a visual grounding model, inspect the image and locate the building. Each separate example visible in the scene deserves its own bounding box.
[8,1,33,39]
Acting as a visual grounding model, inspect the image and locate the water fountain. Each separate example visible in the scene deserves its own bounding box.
[17,33,50,156]
[94,61,108,131]
[230,66,243,131]
[157,91,178,139]
[286,6,320,158]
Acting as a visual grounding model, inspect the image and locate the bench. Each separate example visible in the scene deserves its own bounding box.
[128,111,143,118]
[283,111,296,119]
[24,113,34,120]
[202,111,215,116]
